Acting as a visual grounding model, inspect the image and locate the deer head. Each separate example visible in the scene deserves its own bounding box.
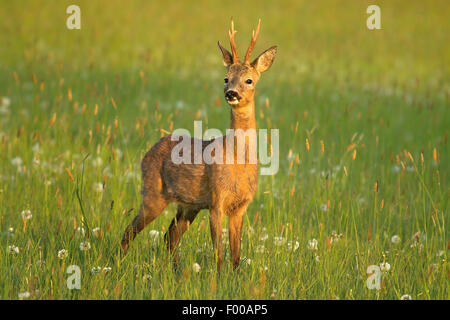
[218,19,277,108]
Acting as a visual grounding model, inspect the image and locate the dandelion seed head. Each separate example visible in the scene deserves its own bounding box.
[391,235,401,244]
[80,241,91,251]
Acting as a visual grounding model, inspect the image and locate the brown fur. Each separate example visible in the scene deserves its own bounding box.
[121,20,277,272]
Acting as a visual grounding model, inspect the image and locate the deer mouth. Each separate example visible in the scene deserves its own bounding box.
[225,90,241,105]
[226,97,240,105]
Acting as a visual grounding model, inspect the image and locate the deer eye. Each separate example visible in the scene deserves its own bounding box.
[224,78,229,83]
[245,79,253,84]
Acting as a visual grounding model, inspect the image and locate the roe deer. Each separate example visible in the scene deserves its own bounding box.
[121,19,277,272]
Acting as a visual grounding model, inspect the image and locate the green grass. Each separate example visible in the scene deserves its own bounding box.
[0,0,448,299]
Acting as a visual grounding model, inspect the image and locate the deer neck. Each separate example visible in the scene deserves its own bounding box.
[230,101,256,131]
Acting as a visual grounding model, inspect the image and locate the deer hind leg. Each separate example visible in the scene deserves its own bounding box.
[121,193,167,254]
[229,203,248,270]
[165,205,200,259]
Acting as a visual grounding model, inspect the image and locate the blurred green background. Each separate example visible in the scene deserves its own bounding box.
[0,0,448,300]
[1,0,449,81]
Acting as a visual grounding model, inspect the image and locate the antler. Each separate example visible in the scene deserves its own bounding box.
[244,19,261,64]
[229,19,239,63]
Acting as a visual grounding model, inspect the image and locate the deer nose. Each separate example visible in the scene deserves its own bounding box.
[225,90,240,101]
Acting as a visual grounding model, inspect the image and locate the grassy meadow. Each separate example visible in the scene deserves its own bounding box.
[0,0,448,299]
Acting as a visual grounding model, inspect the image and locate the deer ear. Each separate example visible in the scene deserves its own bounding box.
[217,41,233,67]
[251,46,277,73]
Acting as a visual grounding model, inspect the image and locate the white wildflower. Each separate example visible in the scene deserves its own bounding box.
[176,100,185,109]
[143,274,152,281]
[126,171,139,181]
[274,236,285,246]
[400,294,412,300]
[380,262,391,272]
[102,267,112,274]
[192,263,201,273]
[76,226,85,236]
[11,157,23,167]
[149,230,160,242]
[92,156,103,168]
[330,231,343,244]
[32,157,40,166]
[93,182,104,193]
[35,259,45,268]
[32,143,40,154]
[259,233,269,241]
[92,227,101,238]
[1,96,10,107]
[307,239,318,251]
[57,249,68,259]
[0,97,10,115]
[287,240,300,251]
[21,209,32,220]
[91,266,101,274]
[410,233,424,250]
[18,291,31,299]
[80,241,91,251]
[8,245,20,254]
[114,148,123,160]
